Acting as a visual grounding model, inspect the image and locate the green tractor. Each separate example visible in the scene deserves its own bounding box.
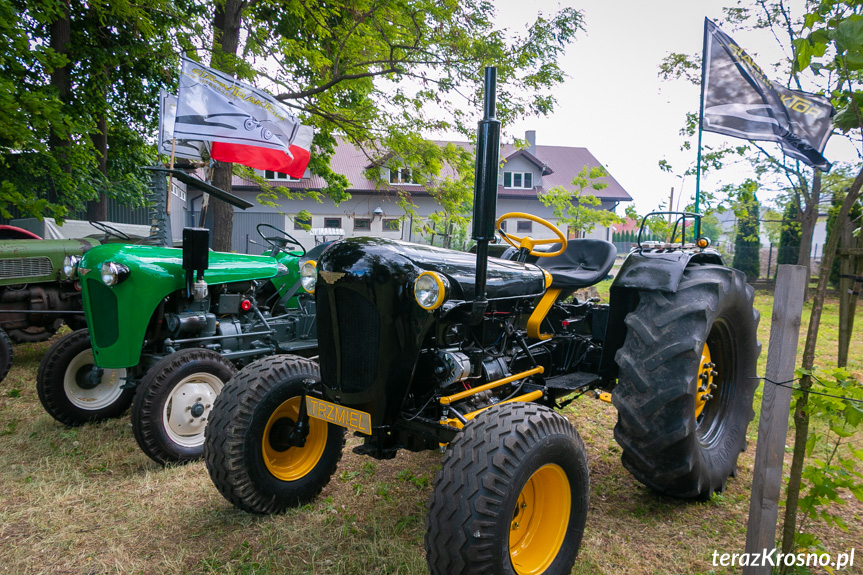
[203,70,760,574]
[0,222,149,383]
[36,170,321,465]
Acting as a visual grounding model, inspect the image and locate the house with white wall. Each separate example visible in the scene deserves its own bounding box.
[184,131,632,253]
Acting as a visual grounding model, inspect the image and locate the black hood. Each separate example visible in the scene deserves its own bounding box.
[317,237,546,301]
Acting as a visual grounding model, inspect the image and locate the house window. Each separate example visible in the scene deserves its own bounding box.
[354,218,371,231]
[389,168,417,185]
[324,217,342,229]
[517,220,533,233]
[499,220,507,232]
[503,171,533,189]
[382,219,400,231]
[171,182,186,201]
[265,170,301,181]
[293,216,311,230]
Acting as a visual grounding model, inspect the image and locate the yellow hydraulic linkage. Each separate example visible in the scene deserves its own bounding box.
[439,366,545,429]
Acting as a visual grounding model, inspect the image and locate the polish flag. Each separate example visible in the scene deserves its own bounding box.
[174,56,313,176]
[210,124,313,178]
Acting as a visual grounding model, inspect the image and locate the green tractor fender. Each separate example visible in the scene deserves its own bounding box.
[79,243,284,368]
[598,248,725,380]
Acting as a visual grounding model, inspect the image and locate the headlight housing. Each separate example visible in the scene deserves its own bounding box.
[62,255,80,279]
[300,260,317,293]
[100,262,130,286]
[414,271,448,310]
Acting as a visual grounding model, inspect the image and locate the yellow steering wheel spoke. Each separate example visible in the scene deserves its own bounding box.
[495,212,567,257]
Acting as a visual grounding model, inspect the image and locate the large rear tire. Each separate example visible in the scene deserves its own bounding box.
[426,403,589,575]
[0,328,12,383]
[204,355,345,514]
[8,324,58,343]
[131,348,237,465]
[613,264,760,499]
[36,329,133,426]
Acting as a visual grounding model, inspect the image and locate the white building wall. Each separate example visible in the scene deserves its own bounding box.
[223,189,621,252]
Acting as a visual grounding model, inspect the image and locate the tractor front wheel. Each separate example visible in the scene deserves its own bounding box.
[131,348,237,465]
[426,402,589,575]
[613,264,760,499]
[0,328,12,383]
[204,355,345,514]
[36,329,133,426]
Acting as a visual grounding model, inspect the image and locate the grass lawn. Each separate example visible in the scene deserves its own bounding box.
[0,286,861,574]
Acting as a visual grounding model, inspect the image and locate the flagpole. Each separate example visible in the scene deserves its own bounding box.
[695,17,709,239]
[167,137,176,216]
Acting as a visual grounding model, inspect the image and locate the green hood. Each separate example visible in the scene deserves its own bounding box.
[0,238,99,286]
[79,244,287,368]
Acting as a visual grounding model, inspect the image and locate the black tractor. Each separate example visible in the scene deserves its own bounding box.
[204,69,759,575]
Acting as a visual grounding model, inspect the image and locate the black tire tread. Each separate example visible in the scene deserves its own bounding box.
[426,402,589,575]
[131,348,237,466]
[36,329,134,426]
[0,328,12,383]
[612,264,760,499]
[204,355,345,514]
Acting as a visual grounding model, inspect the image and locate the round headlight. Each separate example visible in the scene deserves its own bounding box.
[414,271,448,310]
[301,261,317,293]
[62,255,80,279]
[100,262,129,286]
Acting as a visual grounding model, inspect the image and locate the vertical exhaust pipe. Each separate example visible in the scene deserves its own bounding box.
[471,67,501,306]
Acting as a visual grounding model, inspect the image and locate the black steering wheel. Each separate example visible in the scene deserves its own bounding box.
[90,221,131,241]
[256,223,305,255]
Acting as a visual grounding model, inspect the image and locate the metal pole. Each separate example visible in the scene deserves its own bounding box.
[694,18,709,238]
[471,67,501,304]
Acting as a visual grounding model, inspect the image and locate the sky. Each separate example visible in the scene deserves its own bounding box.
[489,0,862,215]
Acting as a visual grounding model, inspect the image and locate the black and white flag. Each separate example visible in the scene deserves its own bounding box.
[701,18,834,171]
[158,90,206,161]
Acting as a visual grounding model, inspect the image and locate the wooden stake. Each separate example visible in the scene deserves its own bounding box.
[743,264,807,575]
[167,137,176,216]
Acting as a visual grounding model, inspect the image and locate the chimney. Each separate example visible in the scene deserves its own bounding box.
[525,130,536,156]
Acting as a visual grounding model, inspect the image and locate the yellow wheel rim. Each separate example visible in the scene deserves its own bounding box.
[509,463,571,575]
[262,397,328,481]
[695,342,717,420]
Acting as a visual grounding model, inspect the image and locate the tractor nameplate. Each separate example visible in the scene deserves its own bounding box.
[306,397,371,435]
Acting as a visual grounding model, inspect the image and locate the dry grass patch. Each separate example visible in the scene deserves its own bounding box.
[0,288,861,574]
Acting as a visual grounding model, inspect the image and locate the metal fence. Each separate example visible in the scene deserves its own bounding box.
[1,198,151,226]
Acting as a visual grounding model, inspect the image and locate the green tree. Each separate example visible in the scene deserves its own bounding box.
[200,0,584,248]
[778,197,801,266]
[782,1,863,557]
[1,0,188,221]
[826,188,862,287]
[658,0,851,273]
[539,165,623,237]
[731,180,761,280]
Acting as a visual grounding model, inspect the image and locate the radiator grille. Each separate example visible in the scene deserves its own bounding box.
[316,290,337,387]
[0,257,53,280]
[86,279,119,348]
[317,286,380,393]
[335,288,380,393]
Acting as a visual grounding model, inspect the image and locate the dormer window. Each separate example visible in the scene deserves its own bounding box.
[389,168,417,185]
[265,170,302,181]
[503,171,533,189]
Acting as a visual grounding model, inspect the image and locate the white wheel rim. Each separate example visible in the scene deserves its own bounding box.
[63,350,127,410]
[162,373,224,447]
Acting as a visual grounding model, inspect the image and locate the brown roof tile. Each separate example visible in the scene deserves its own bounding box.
[232,136,632,202]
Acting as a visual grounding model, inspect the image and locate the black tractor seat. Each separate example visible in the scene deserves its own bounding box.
[498,239,617,289]
[541,239,617,289]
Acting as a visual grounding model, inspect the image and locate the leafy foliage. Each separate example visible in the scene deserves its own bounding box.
[539,165,623,237]
[731,179,761,280]
[792,367,863,547]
